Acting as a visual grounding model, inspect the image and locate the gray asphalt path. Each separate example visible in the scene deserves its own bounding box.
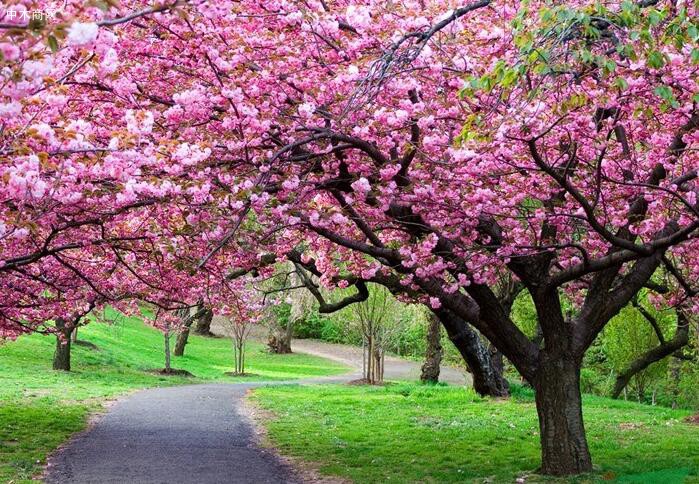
[212,318,471,386]
[45,384,300,484]
[290,338,469,386]
[46,333,469,484]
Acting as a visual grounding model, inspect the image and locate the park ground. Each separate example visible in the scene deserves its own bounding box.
[0,313,697,483]
[0,311,346,483]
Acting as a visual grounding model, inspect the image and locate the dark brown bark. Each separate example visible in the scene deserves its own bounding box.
[611,310,690,398]
[436,309,509,397]
[192,307,214,336]
[420,313,442,383]
[534,355,592,475]
[53,318,72,371]
[173,326,190,357]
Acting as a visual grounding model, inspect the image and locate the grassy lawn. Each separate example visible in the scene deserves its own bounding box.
[251,383,699,483]
[0,312,348,482]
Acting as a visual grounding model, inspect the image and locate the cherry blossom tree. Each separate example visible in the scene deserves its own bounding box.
[219,285,265,376]
[151,1,694,474]
[2,0,697,476]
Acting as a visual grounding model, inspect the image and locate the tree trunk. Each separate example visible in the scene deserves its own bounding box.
[71,327,78,343]
[670,356,681,409]
[233,339,246,374]
[421,314,442,383]
[436,309,509,397]
[164,330,172,372]
[193,307,214,336]
[489,344,506,386]
[53,319,72,371]
[534,356,592,476]
[267,318,293,354]
[173,327,190,357]
[374,347,384,384]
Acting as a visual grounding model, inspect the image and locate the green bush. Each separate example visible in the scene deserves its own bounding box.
[292,310,326,339]
[293,310,357,343]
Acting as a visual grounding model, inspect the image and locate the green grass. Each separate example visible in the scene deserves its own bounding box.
[0,311,348,482]
[251,383,699,483]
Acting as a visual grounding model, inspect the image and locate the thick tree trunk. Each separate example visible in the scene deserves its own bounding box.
[193,307,214,336]
[436,309,509,397]
[173,327,190,357]
[534,356,592,476]
[421,314,442,383]
[53,319,72,371]
[268,319,293,354]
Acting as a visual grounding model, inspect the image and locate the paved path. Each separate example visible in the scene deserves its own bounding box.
[46,384,300,484]
[290,338,469,386]
[212,318,470,386]
[46,333,468,483]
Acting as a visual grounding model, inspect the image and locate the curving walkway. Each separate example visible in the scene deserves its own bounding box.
[45,383,300,484]
[290,338,469,386]
[46,337,468,483]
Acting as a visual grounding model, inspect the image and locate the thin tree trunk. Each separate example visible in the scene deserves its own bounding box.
[374,348,383,384]
[71,327,78,343]
[421,314,442,383]
[362,338,369,381]
[233,338,246,374]
[534,355,592,476]
[241,340,246,374]
[239,341,245,374]
[380,350,385,383]
[670,356,681,409]
[53,319,72,371]
[367,336,374,383]
[233,339,238,373]
[164,330,171,372]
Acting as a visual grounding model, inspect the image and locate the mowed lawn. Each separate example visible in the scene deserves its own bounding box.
[0,312,348,483]
[252,383,699,483]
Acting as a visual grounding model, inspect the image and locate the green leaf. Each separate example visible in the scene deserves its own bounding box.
[47,36,59,53]
[654,85,673,102]
[648,9,663,26]
[647,51,665,69]
[614,77,629,91]
[687,24,699,42]
[602,58,617,75]
[691,48,699,65]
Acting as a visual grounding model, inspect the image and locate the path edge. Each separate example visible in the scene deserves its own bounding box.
[242,388,351,484]
[39,390,136,482]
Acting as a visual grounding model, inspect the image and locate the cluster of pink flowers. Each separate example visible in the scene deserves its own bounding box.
[0,0,696,343]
